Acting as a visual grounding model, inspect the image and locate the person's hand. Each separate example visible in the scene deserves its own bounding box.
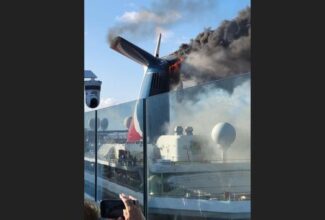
[119,193,145,220]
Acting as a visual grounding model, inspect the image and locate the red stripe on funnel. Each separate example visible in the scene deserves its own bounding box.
[127,119,142,143]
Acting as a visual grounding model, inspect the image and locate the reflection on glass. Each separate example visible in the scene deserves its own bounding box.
[84,111,96,200]
[95,100,145,208]
[146,74,251,220]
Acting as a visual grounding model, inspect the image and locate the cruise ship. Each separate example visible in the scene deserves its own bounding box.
[84,119,250,219]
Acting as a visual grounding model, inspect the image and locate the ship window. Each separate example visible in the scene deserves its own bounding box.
[151,73,160,90]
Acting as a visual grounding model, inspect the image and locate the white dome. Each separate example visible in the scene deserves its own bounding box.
[100,118,109,130]
[124,116,132,129]
[211,122,236,149]
[89,118,100,130]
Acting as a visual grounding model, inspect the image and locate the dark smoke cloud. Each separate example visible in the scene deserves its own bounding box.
[179,7,251,84]
[108,0,216,44]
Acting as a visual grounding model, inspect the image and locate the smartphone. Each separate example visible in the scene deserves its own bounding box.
[100,199,136,219]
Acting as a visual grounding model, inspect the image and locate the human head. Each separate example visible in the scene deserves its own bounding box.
[84,199,100,220]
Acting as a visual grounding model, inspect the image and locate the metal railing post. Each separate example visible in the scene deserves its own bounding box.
[142,99,148,218]
[94,110,98,201]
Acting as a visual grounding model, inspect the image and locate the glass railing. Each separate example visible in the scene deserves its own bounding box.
[96,100,144,206]
[84,73,251,220]
[84,110,96,199]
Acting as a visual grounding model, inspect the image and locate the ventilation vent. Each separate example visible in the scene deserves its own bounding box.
[151,73,160,90]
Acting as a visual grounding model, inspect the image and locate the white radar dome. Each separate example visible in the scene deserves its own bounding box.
[100,118,109,130]
[211,122,236,149]
[89,118,100,130]
[124,116,132,129]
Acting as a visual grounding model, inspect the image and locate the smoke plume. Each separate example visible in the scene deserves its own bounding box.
[179,7,251,84]
[168,8,251,160]
[108,0,216,44]
[168,75,251,161]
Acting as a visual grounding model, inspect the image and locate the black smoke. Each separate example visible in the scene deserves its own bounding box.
[179,7,251,84]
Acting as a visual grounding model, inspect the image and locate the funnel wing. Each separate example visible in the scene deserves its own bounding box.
[110,36,158,67]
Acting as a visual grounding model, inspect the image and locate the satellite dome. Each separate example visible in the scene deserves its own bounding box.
[124,116,132,129]
[211,122,236,149]
[89,118,100,130]
[100,118,109,130]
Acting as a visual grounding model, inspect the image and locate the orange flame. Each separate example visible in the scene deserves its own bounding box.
[169,56,185,74]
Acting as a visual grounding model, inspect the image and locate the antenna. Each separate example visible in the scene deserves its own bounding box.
[154,33,162,58]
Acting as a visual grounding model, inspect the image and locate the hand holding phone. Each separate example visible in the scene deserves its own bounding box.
[119,194,145,220]
[100,199,136,219]
[100,194,145,220]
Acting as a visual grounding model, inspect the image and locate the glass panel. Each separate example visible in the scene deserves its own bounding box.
[96,100,145,208]
[146,74,251,220]
[84,110,96,200]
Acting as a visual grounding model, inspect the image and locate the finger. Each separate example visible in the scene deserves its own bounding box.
[123,209,128,219]
[128,195,137,201]
[120,193,129,201]
[128,195,140,206]
[120,194,134,212]
[119,194,130,212]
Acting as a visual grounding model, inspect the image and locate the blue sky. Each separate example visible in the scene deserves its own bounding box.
[85,0,251,110]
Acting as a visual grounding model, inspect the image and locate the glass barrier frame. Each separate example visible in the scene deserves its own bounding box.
[84,74,251,219]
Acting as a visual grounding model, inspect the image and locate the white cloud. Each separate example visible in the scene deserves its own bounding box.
[117,10,181,25]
